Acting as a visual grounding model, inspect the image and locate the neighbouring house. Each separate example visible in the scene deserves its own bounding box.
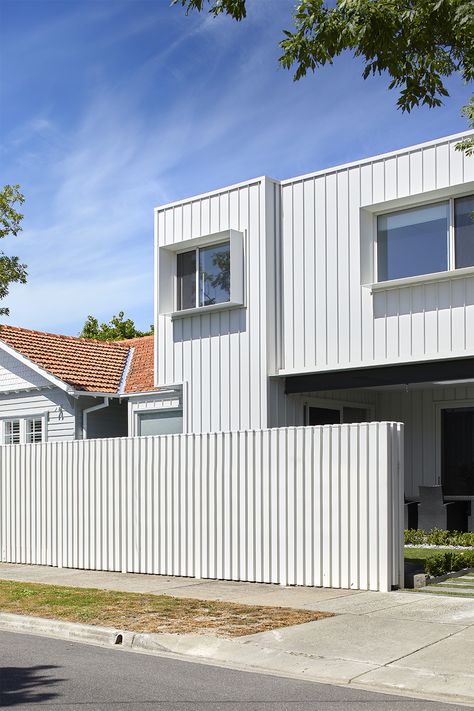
[155,131,474,530]
[0,327,182,442]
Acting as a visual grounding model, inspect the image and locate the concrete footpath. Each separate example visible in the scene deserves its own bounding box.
[1,563,474,706]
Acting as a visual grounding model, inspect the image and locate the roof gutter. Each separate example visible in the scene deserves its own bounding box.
[82,397,109,440]
[70,391,121,399]
[122,385,182,399]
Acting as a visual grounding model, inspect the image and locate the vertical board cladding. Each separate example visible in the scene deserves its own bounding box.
[0,389,76,441]
[375,384,474,498]
[156,179,279,433]
[0,423,404,592]
[279,135,474,374]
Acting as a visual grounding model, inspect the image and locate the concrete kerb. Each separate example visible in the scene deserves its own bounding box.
[2,612,474,707]
[0,612,130,647]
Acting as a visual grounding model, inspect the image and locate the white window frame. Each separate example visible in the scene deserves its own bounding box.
[3,418,21,445]
[135,407,183,437]
[157,229,245,318]
[374,194,473,285]
[25,416,45,444]
[0,413,48,445]
[177,240,231,311]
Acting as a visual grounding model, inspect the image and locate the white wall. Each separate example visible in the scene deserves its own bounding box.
[271,381,474,499]
[268,380,377,428]
[155,178,279,433]
[128,392,182,436]
[155,135,473,435]
[376,384,474,498]
[0,389,76,441]
[279,134,474,375]
[0,351,52,392]
[0,424,404,592]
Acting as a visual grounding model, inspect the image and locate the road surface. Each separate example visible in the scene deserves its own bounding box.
[0,630,465,710]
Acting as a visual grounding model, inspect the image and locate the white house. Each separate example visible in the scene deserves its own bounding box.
[0,131,471,586]
[155,131,474,530]
[1,132,472,529]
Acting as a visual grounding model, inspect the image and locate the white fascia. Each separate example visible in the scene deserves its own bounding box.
[124,386,182,399]
[69,391,121,399]
[118,346,134,396]
[0,341,73,393]
[280,130,474,186]
[155,176,272,212]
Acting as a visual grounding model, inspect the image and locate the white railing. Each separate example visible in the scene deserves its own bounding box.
[0,423,404,592]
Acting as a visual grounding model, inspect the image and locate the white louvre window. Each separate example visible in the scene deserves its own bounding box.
[26,418,43,444]
[4,420,20,445]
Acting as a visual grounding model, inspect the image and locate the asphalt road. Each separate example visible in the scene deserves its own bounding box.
[0,630,466,710]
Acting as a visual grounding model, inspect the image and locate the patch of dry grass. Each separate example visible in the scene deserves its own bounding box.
[0,580,333,637]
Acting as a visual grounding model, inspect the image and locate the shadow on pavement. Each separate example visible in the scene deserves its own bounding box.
[0,665,62,706]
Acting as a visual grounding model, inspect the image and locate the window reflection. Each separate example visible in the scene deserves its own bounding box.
[199,242,230,307]
[377,203,449,281]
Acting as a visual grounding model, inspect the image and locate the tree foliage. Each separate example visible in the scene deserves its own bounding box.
[80,312,153,341]
[455,96,474,156]
[0,185,27,317]
[175,0,474,147]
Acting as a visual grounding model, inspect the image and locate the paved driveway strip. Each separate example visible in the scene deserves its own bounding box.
[1,563,473,706]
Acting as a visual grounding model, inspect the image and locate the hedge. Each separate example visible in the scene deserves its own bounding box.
[405,529,474,547]
[424,550,474,578]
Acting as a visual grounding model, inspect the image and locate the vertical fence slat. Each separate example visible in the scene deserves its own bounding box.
[0,424,403,592]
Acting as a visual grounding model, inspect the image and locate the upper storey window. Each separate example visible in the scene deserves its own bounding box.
[455,195,474,269]
[177,241,230,311]
[157,229,243,318]
[377,196,474,282]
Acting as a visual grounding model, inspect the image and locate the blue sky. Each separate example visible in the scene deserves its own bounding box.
[0,0,471,336]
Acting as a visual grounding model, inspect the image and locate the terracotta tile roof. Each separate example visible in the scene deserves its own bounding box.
[0,324,130,393]
[119,335,156,394]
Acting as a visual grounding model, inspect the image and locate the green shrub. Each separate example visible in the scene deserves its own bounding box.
[404,529,474,547]
[404,529,425,545]
[424,550,474,577]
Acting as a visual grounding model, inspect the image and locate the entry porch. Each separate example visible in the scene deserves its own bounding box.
[280,358,474,532]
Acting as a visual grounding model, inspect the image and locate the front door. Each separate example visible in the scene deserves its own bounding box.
[441,406,474,496]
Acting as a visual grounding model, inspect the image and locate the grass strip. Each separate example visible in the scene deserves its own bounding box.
[0,580,332,638]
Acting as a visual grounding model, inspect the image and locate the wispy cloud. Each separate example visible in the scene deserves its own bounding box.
[0,0,469,334]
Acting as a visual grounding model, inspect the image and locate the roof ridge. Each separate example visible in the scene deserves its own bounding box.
[117,335,154,345]
[0,323,129,350]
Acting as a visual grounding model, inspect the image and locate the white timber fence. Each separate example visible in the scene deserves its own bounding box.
[0,423,404,592]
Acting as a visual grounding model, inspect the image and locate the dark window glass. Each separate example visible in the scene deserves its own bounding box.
[442,407,474,496]
[198,242,230,307]
[377,203,449,281]
[454,195,474,269]
[342,407,369,423]
[177,250,196,310]
[308,407,340,425]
